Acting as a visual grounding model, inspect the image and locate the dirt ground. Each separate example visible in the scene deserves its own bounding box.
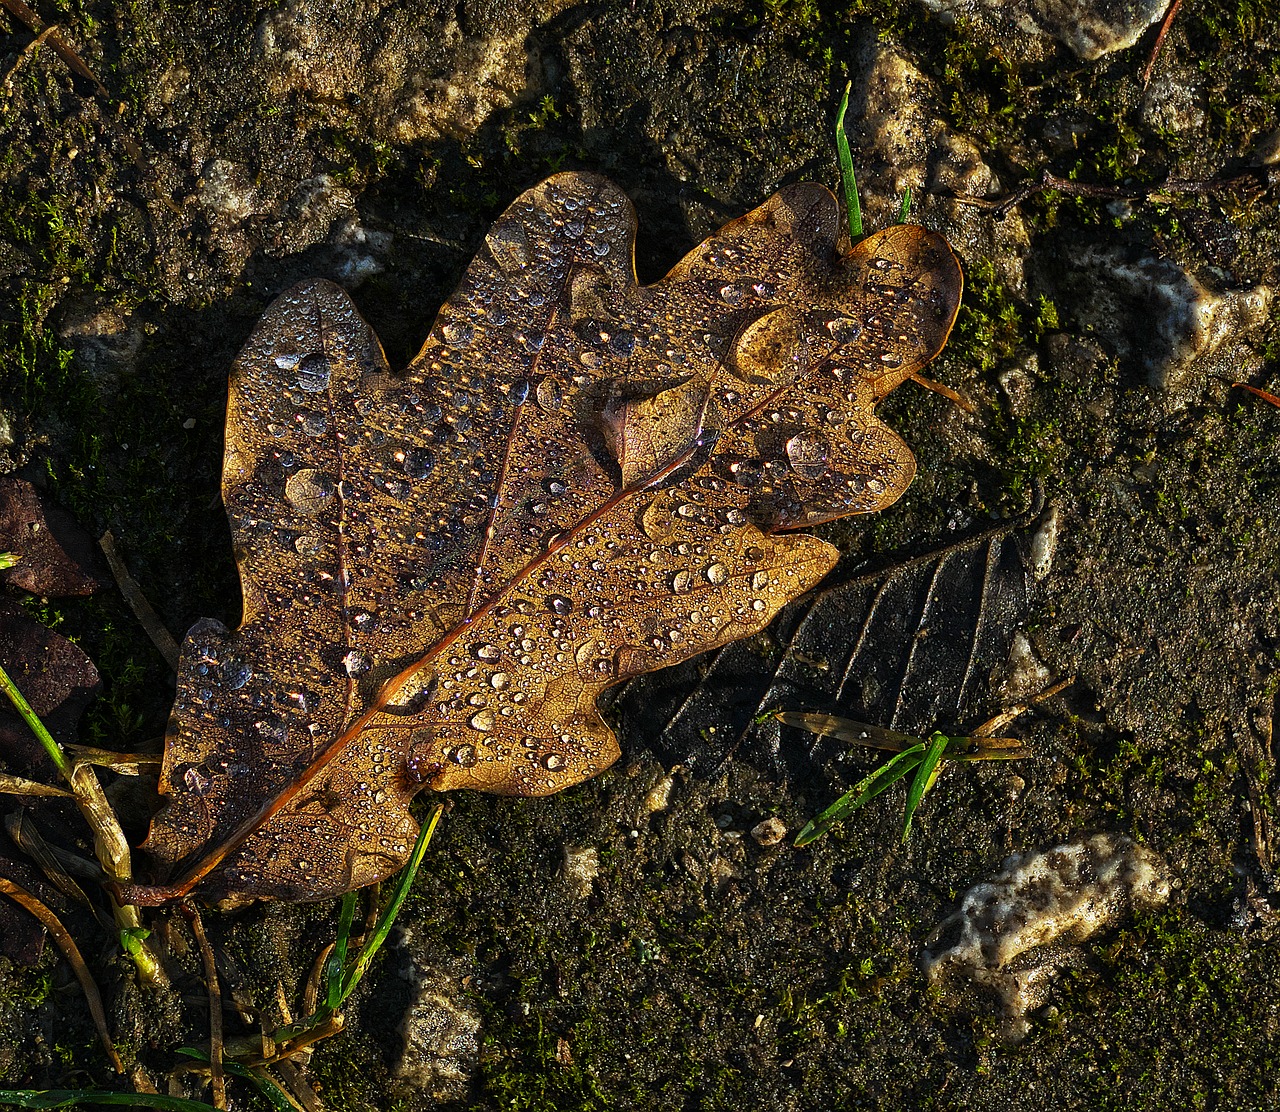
[1,1,1278,1109]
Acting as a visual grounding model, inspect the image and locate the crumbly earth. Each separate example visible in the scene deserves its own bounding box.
[1,1,1278,1110]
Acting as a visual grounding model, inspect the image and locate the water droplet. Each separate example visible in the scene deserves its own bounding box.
[705,562,727,585]
[296,353,332,393]
[469,709,495,732]
[450,744,478,766]
[379,476,411,500]
[671,569,693,593]
[544,479,567,496]
[342,650,371,676]
[536,377,562,411]
[508,378,530,405]
[403,446,435,479]
[541,752,565,770]
[490,671,509,690]
[547,595,572,615]
[486,221,533,271]
[474,643,501,662]
[221,659,251,689]
[785,430,830,480]
[442,321,475,347]
[752,571,770,591]
[826,316,862,344]
[751,598,766,611]
[879,352,903,367]
[301,412,327,437]
[294,533,323,557]
[719,284,744,305]
[609,331,636,357]
[182,764,212,795]
[267,422,287,438]
[284,469,336,515]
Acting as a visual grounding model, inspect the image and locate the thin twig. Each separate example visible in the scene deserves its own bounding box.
[0,770,73,797]
[4,811,105,916]
[953,165,1273,216]
[0,876,122,1072]
[181,902,226,1110]
[1233,382,1280,408]
[1,24,55,91]
[99,531,181,672]
[0,0,109,97]
[1142,0,1183,88]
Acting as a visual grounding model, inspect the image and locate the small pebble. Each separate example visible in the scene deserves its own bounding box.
[750,816,787,847]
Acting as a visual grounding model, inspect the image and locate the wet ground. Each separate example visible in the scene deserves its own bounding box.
[1,1,1278,1109]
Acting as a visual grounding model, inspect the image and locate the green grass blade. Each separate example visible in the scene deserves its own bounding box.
[338,803,444,1004]
[0,551,16,569]
[0,1090,221,1110]
[0,660,72,779]
[901,731,950,843]
[324,890,359,1012]
[835,81,863,242]
[795,745,926,846]
[899,185,912,223]
[174,1048,301,1111]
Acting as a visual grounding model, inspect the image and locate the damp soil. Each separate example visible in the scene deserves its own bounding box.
[1,1,1278,1109]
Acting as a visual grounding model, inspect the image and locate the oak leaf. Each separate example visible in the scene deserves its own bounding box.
[137,171,961,903]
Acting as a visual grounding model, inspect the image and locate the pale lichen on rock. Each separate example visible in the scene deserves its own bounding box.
[923,833,1171,1040]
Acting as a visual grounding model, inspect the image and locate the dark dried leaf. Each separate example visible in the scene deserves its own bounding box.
[138,171,961,903]
[615,511,1036,783]
[0,476,102,597]
[0,601,102,776]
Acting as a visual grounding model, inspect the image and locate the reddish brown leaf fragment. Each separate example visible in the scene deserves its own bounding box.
[0,476,101,597]
[0,601,102,775]
[139,172,962,903]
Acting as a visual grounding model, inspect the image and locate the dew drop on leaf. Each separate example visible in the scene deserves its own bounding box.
[284,469,336,515]
[536,377,562,411]
[442,321,475,347]
[402,447,435,479]
[296,353,332,393]
[222,659,252,689]
[785,430,830,480]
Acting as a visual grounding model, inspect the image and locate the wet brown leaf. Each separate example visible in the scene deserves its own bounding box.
[138,171,961,903]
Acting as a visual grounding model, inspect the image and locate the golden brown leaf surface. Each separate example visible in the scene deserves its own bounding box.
[138,172,961,903]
